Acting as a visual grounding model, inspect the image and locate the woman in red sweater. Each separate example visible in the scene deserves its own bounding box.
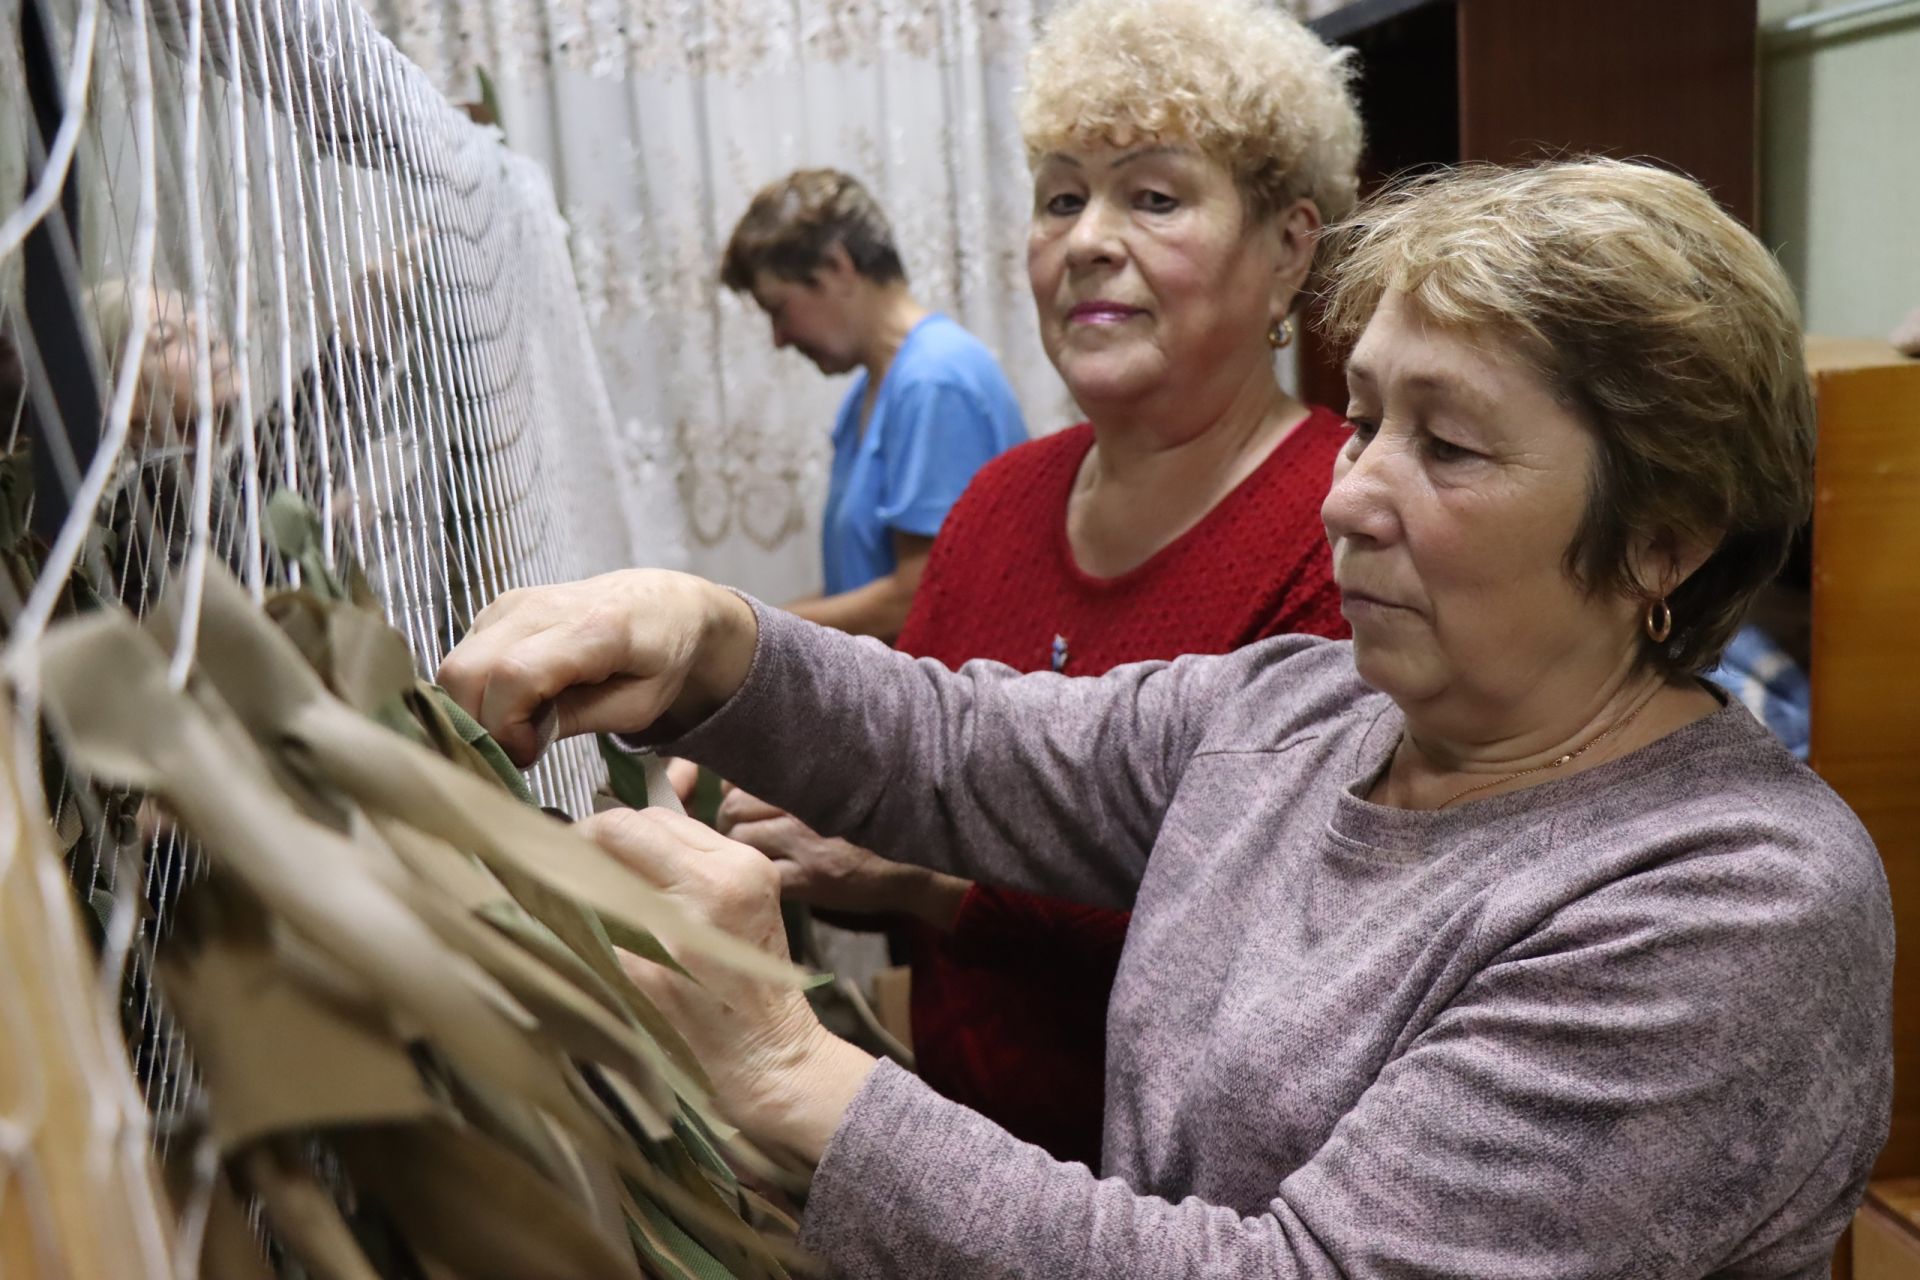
[717,0,1362,1167]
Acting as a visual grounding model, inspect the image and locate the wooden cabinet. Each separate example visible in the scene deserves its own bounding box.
[1849,1181,1920,1279]
[1312,0,1756,209]
[1301,0,1758,407]
[1808,340,1920,1184]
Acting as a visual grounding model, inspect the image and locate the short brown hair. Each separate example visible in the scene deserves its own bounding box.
[719,169,905,293]
[1018,0,1362,225]
[1321,159,1814,675]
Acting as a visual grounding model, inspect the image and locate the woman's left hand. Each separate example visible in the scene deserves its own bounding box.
[577,808,879,1164]
[717,789,972,930]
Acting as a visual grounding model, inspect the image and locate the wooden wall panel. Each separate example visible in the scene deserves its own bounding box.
[1854,1181,1920,1279]
[1301,0,1761,411]
[1455,0,1758,226]
[1807,339,1920,1179]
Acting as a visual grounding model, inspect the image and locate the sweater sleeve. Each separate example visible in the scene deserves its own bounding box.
[795,829,1891,1279]
[667,599,1309,910]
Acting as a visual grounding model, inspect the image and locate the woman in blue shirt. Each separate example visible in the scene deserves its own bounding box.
[721,169,1027,640]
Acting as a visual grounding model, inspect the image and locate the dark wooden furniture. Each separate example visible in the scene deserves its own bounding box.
[1847,1179,1920,1278]
[1807,340,1920,1185]
[1300,0,1758,408]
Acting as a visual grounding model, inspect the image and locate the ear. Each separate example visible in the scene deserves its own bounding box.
[1630,527,1718,602]
[1266,197,1324,322]
[816,241,859,293]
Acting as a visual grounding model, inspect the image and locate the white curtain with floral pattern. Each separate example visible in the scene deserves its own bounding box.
[360,0,1080,600]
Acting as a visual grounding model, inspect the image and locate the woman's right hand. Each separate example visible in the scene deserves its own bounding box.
[581,808,877,1165]
[438,570,758,767]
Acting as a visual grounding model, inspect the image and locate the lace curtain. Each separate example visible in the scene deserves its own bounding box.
[360,0,1078,599]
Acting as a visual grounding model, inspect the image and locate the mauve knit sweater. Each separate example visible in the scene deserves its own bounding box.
[670,602,1893,1279]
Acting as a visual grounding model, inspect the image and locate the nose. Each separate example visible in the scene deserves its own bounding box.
[1320,432,1400,549]
[1063,196,1125,272]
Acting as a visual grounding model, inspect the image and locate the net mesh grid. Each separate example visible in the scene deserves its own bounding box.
[1,0,645,1260]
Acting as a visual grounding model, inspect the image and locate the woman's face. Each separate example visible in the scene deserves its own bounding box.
[1027,141,1296,432]
[136,290,235,434]
[750,258,863,377]
[1323,291,1645,726]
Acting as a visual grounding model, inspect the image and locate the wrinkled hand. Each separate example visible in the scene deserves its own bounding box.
[663,757,701,807]
[717,790,896,913]
[579,808,876,1163]
[437,570,756,768]
[718,789,973,930]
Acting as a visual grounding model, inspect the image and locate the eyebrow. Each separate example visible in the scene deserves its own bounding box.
[1039,144,1195,172]
[1345,363,1494,414]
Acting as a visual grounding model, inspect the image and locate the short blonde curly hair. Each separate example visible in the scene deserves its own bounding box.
[1321,159,1815,676]
[1018,0,1363,224]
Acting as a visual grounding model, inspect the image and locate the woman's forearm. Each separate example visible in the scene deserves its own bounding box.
[670,582,762,728]
[741,1026,880,1166]
[665,602,1242,910]
[797,1064,1334,1280]
[782,531,932,642]
[783,574,915,642]
[889,864,971,931]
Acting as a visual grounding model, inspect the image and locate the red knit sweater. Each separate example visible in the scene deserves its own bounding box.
[892,405,1352,1168]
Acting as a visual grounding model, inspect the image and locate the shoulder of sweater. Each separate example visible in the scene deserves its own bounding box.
[1169,635,1380,752]
[1521,715,1887,924]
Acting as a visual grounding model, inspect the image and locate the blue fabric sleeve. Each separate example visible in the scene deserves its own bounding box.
[875,380,1004,539]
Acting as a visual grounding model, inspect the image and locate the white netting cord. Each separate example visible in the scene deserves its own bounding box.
[0,0,97,262]
[0,0,643,1263]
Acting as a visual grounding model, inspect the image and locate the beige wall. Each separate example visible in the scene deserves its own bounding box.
[1761,0,1920,338]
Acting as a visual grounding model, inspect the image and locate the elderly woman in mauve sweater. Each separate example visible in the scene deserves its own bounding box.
[441,161,1892,1278]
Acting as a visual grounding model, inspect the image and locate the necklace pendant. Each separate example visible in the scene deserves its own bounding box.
[1552,753,1575,767]
[1050,634,1070,673]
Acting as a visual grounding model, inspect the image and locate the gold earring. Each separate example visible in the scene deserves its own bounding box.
[1267,317,1295,350]
[1644,598,1673,644]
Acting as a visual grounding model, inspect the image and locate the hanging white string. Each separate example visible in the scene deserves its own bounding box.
[352,26,454,666]
[297,0,374,584]
[218,0,262,597]
[250,9,299,502]
[164,0,220,688]
[2,0,646,1218]
[0,0,168,1261]
[363,51,460,659]
[392,69,514,641]
[336,6,433,663]
[261,0,334,545]
[2,0,160,676]
[0,0,100,261]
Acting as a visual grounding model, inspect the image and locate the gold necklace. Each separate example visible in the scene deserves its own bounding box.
[1436,690,1659,810]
